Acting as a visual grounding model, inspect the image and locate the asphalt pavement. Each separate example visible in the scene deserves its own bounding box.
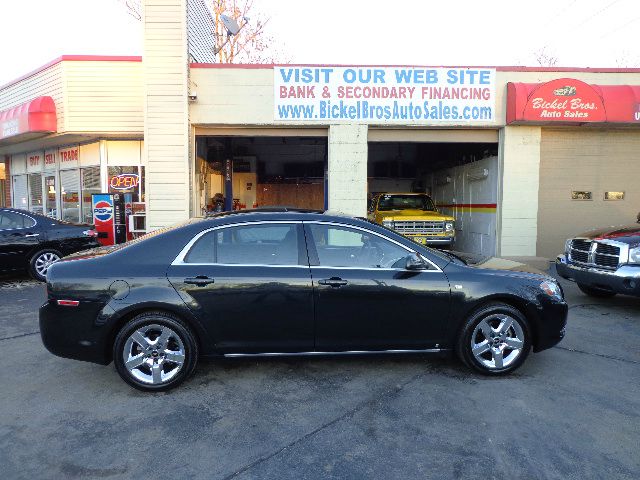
[0,267,638,480]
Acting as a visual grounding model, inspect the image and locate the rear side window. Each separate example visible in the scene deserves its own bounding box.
[184,223,301,265]
[0,211,36,229]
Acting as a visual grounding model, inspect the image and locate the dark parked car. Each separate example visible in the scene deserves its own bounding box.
[556,214,640,298]
[0,208,101,281]
[40,210,567,391]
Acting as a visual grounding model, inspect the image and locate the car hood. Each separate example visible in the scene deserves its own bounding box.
[451,251,550,278]
[379,209,453,220]
[576,224,640,245]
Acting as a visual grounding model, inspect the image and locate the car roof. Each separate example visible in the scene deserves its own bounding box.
[377,192,430,196]
[203,209,359,225]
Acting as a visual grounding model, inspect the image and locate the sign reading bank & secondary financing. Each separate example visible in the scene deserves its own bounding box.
[274,66,496,123]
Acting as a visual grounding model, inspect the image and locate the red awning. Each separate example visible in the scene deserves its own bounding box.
[0,96,57,142]
[507,78,640,125]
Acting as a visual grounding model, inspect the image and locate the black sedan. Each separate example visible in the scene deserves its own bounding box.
[0,208,101,281]
[40,210,567,391]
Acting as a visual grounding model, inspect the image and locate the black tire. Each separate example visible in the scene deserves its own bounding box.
[577,283,617,298]
[456,302,531,375]
[113,311,198,392]
[28,249,63,282]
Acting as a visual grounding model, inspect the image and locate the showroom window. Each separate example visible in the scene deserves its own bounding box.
[60,169,80,223]
[28,174,44,215]
[81,167,101,224]
[12,176,28,210]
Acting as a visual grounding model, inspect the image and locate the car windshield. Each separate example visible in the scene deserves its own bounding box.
[377,194,436,211]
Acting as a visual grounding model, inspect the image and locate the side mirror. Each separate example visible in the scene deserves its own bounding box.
[405,253,428,270]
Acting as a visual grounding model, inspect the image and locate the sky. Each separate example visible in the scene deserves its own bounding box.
[1,0,639,86]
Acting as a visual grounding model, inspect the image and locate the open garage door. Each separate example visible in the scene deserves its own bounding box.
[368,130,499,256]
[194,133,327,214]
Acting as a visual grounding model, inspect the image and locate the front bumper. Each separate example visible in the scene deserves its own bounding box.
[403,234,454,247]
[530,295,568,352]
[556,254,640,296]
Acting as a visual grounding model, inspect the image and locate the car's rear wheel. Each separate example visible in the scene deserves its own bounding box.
[577,283,617,298]
[456,303,531,375]
[113,312,198,392]
[29,249,62,281]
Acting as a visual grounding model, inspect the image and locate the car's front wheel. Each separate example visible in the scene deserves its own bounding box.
[456,303,531,375]
[113,312,198,392]
[29,249,62,281]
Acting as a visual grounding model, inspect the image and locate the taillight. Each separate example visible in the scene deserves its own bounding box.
[83,229,98,237]
[57,300,80,307]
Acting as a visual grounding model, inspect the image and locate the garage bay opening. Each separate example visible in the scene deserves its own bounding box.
[368,137,498,256]
[195,135,327,214]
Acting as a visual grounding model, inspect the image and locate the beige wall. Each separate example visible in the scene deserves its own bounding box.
[0,59,144,137]
[189,67,640,129]
[537,129,640,258]
[0,62,65,133]
[65,61,143,134]
[499,126,541,257]
[142,0,190,230]
[328,124,368,216]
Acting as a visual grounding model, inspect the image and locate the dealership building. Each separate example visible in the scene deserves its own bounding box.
[1,1,640,259]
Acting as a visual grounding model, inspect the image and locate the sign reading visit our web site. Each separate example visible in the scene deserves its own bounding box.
[274,66,496,123]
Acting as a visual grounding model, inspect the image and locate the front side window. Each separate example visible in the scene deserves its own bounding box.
[308,224,411,269]
[184,223,300,265]
[377,194,436,212]
[0,211,36,230]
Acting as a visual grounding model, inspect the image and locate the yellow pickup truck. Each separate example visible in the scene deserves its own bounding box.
[368,193,455,248]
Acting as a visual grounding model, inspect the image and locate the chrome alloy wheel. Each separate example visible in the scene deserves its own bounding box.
[122,324,186,385]
[35,252,61,278]
[471,314,525,370]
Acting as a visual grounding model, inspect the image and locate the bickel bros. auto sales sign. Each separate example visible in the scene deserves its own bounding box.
[274,66,496,123]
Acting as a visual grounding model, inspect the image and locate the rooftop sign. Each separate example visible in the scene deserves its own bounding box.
[274,66,496,124]
[507,78,640,124]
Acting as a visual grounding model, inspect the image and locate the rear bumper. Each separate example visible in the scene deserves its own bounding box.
[556,255,640,296]
[39,301,111,365]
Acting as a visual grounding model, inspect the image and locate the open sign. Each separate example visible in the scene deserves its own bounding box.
[110,173,139,191]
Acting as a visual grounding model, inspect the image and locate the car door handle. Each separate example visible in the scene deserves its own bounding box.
[184,276,215,286]
[25,233,40,237]
[318,277,348,287]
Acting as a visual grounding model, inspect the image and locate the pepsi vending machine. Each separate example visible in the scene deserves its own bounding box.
[92,194,128,246]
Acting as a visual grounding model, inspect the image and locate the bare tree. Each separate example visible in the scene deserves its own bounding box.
[533,47,559,67]
[118,0,142,21]
[117,0,286,63]
[211,0,284,63]
[615,51,640,68]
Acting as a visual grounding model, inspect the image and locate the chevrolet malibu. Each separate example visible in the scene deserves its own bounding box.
[40,210,567,391]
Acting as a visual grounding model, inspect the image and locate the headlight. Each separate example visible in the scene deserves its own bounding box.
[445,222,454,232]
[629,245,640,264]
[540,280,563,300]
[564,239,572,255]
[382,220,394,228]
